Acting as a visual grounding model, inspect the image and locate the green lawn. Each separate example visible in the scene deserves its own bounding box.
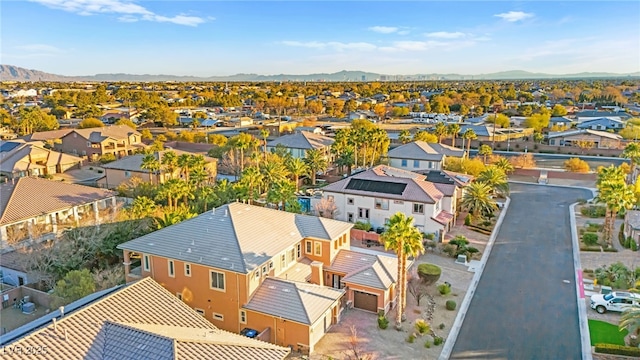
[588,319,628,346]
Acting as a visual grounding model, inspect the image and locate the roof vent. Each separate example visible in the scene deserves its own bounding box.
[148,243,154,246]
[364,272,372,276]
[211,207,216,215]
[199,257,203,262]
[268,285,276,289]
[361,257,368,261]
[221,257,229,261]
[282,288,291,293]
[345,255,352,258]
[187,248,192,253]
[191,239,195,246]
[224,209,228,217]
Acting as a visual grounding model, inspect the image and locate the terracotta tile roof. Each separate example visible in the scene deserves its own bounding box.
[267,131,334,150]
[322,165,443,204]
[118,203,353,274]
[0,177,116,226]
[432,210,454,225]
[327,249,399,290]
[21,129,74,142]
[3,277,290,360]
[72,125,141,142]
[0,143,83,174]
[244,277,344,325]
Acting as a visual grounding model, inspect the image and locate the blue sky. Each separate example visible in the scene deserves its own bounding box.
[2,1,639,76]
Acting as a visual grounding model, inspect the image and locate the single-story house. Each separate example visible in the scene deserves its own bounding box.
[387,141,465,171]
[267,131,334,160]
[547,129,622,149]
[576,117,625,131]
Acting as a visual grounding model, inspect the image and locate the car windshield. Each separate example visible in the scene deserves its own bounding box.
[603,294,614,301]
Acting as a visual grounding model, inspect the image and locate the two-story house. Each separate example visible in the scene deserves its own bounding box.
[0,141,83,179]
[387,141,464,171]
[118,203,404,353]
[266,131,334,160]
[98,150,217,188]
[314,165,456,240]
[58,125,143,160]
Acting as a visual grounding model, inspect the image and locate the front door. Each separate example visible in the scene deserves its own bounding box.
[332,274,343,289]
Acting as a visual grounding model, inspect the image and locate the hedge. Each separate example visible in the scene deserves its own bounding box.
[466,225,492,235]
[594,343,640,357]
[580,246,618,252]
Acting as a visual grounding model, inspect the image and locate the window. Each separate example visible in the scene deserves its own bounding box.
[184,263,191,277]
[401,159,408,167]
[212,313,224,321]
[168,260,175,277]
[374,198,389,210]
[176,292,183,300]
[269,261,274,269]
[413,203,424,214]
[210,271,225,291]
[255,270,260,279]
[297,243,301,258]
[86,141,91,147]
[124,171,131,178]
[262,265,267,275]
[347,197,354,205]
[413,160,419,168]
[428,162,434,169]
[289,248,295,263]
[240,310,247,324]
[358,208,370,219]
[143,255,150,271]
[327,195,334,201]
[334,240,338,250]
[195,308,205,316]
[280,254,286,268]
[306,240,312,254]
[314,241,322,256]
[347,213,354,222]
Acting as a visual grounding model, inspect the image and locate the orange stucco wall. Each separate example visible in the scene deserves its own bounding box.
[245,310,310,350]
[345,283,392,313]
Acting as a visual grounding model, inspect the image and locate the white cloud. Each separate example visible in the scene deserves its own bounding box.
[16,44,64,53]
[30,0,206,26]
[281,41,377,51]
[425,31,466,39]
[368,26,398,34]
[494,11,534,22]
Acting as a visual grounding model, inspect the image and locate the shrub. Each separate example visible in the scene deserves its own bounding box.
[594,343,640,357]
[582,232,599,246]
[100,153,117,164]
[464,214,472,226]
[424,233,435,240]
[438,283,451,296]
[414,319,430,335]
[445,300,457,311]
[564,158,590,173]
[407,334,416,343]
[581,205,606,218]
[433,336,444,346]
[424,341,432,348]
[353,221,372,231]
[438,323,445,330]
[577,199,587,205]
[585,223,602,232]
[377,315,389,329]
[417,264,441,286]
[631,241,638,251]
[442,243,457,257]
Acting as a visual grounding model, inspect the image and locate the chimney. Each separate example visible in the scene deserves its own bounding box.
[310,261,324,287]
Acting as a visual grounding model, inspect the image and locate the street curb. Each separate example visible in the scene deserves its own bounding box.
[570,201,594,360]
[438,197,511,360]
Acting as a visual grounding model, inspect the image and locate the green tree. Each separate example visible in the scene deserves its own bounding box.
[260,129,270,159]
[17,107,60,134]
[413,130,438,143]
[382,212,424,330]
[622,142,640,170]
[461,182,497,218]
[52,269,96,308]
[462,129,477,158]
[486,113,510,128]
[266,179,297,210]
[478,144,493,164]
[114,118,137,129]
[140,129,153,140]
[597,180,636,246]
[286,157,309,192]
[447,123,461,147]
[237,166,264,204]
[78,117,105,129]
[141,154,160,183]
[160,151,178,179]
[620,305,640,338]
[551,104,568,117]
[477,166,510,197]
[399,129,411,144]
[129,196,157,218]
[305,149,328,185]
[523,113,551,132]
[433,122,447,143]
[492,157,514,174]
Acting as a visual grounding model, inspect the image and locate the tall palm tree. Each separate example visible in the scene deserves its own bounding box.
[261,156,289,191]
[447,123,461,147]
[335,149,354,176]
[177,154,192,182]
[620,305,640,338]
[160,150,178,179]
[461,182,497,218]
[141,154,160,183]
[369,128,390,167]
[305,149,328,185]
[597,165,626,186]
[478,144,493,164]
[266,179,297,210]
[260,129,270,160]
[622,142,640,169]
[286,157,309,192]
[398,129,411,144]
[462,129,477,158]
[477,166,510,197]
[433,122,447,144]
[238,166,264,204]
[597,181,636,245]
[493,157,515,174]
[382,212,423,330]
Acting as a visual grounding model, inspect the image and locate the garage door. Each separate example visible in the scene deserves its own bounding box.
[353,291,377,312]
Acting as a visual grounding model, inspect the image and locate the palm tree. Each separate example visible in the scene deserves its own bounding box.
[477,166,510,197]
[597,181,636,245]
[335,149,354,176]
[238,166,264,204]
[305,149,328,185]
[622,142,640,168]
[266,179,297,210]
[286,157,308,192]
[433,122,447,144]
[478,144,493,164]
[381,212,424,330]
[399,129,411,144]
[447,123,461,147]
[493,157,515,174]
[260,129,270,160]
[461,182,497,218]
[141,154,160,183]
[369,128,390,167]
[129,196,157,219]
[462,129,477,158]
[620,305,640,339]
[261,156,289,191]
[177,154,192,182]
[160,150,178,179]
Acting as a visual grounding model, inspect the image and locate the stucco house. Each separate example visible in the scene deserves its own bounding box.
[547,129,622,149]
[266,131,334,160]
[0,277,290,360]
[624,210,640,246]
[576,118,625,131]
[387,141,465,171]
[97,150,217,188]
[314,165,456,240]
[0,177,117,251]
[0,141,83,179]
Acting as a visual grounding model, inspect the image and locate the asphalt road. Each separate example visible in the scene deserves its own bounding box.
[450,184,593,360]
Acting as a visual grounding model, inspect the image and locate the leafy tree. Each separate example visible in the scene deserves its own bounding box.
[399,129,411,144]
[413,130,438,143]
[523,113,551,132]
[551,104,568,116]
[382,212,424,330]
[129,196,157,218]
[622,142,640,169]
[141,154,160,183]
[286,157,308,192]
[478,144,493,164]
[114,118,137,129]
[78,117,105,129]
[477,166,509,197]
[486,113,510,128]
[305,149,328,185]
[462,129,477,157]
[444,157,486,177]
[461,182,497,218]
[140,129,153,140]
[52,269,96,308]
[564,158,590,173]
[17,107,59,134]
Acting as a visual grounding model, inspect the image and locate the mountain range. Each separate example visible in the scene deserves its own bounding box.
[1,64,639,82]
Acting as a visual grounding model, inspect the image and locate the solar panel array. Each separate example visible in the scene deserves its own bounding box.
[345,179,407,195]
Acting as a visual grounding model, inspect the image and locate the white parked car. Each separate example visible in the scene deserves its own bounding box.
[590,292,640,314]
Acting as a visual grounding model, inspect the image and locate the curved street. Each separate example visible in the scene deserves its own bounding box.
[450,184,593,360]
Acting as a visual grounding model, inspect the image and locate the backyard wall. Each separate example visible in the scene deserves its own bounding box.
[21,286,52,310]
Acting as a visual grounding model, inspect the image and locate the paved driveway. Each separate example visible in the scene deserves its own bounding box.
[450,184,593,360]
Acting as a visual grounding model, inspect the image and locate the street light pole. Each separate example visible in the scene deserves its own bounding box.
[491,106,497,150]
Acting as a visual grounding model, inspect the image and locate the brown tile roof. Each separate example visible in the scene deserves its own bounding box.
[322,165,443,204]
[3,277,290,360]
[267,131,334,150]
[327,249,399,290]
[0,177,116,226]
[72,125,140,142]
[432,210,454,225]
[21,129,74,142]
[0,143,83,174]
